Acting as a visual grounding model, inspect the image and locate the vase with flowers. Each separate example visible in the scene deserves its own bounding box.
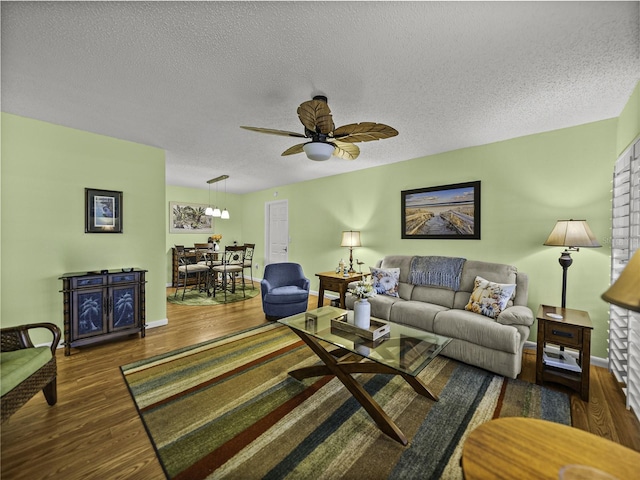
[348,278,376,329]
[208,234,223,251]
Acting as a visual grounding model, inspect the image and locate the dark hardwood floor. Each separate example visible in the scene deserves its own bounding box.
[1,290,639,479]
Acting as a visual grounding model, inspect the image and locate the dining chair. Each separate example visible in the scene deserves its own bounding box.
[174,245,210,300]
[211,246,246,302]
[243,243,255,289]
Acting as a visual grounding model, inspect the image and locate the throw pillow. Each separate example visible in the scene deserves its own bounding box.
[465,276,516,319]
[369,267,400,297]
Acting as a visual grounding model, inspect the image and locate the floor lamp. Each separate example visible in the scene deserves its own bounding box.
[544,219,601,317]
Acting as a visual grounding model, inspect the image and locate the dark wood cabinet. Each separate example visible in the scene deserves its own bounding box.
[535,304,592,401]
[60,269,146,355]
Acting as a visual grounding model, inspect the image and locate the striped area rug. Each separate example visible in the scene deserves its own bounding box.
[121,323,571,480]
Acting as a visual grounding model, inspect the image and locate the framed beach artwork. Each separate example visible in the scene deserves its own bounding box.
[401,181,481,239]
[169,202,213,233]
[85,188,123,233]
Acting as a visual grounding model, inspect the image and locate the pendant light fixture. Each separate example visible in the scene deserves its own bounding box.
[212,181,222,218]
[205,181,214,216]
[206,174,229,219]
[221,177,230,219]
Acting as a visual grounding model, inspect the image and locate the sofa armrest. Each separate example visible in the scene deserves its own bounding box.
[299,277,311,291]
[497,306,534,327]
[260,279,273,297]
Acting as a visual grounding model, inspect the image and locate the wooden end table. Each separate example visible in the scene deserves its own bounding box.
[535,304,593,401]
[316,271,364,308]
[462,417,640,479]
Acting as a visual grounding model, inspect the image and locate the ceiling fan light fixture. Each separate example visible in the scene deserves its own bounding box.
[303,142,334,161]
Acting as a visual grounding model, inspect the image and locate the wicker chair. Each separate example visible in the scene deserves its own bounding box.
[1,323,61,423]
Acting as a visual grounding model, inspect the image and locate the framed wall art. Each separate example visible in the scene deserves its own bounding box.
[401,181,481,239]
[169,202,213,233]
[85,188,123,233]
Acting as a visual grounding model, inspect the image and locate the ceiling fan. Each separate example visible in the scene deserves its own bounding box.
[240,96,398,161]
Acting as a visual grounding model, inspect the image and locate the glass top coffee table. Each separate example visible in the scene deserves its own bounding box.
[278,306,451,445]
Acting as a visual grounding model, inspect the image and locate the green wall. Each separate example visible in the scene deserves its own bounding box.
[0,113,167,344]
[239,120,617,358]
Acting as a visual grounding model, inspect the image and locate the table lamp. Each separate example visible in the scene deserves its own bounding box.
[340,230,361,273]
[544,219,601,313]
[602,249,640,312]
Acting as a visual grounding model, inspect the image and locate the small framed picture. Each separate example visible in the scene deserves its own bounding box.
[85,188,123,233]
[401,181,481,239]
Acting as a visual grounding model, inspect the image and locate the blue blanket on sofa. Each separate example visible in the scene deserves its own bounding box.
[409,256,466,290]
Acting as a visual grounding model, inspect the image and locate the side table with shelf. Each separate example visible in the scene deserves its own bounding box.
[535,304,593,401]
[315,271,364,309]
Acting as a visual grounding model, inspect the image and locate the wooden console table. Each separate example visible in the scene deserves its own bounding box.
[315,271,364,308]
[462,417,640,479]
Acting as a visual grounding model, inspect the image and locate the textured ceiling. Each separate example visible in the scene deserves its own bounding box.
[2,1,639,194]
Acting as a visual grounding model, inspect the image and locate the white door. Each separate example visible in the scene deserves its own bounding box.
[265,200,289,265]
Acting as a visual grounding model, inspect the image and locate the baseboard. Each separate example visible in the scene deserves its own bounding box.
[310,290,337,301]
[524,340,608,369]
[147,318,169,329]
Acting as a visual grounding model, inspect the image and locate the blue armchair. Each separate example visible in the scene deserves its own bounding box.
[261,263,310,320]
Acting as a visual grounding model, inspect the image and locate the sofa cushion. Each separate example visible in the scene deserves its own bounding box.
[389,300,448,332]
[0,347,52,396]
[465,276,516,319]
[363,294,401,320]
[410,285,455,308]
[370,267,400,297]
[263,286,309,304]
[433,309,520,354]
[458,260,518,293]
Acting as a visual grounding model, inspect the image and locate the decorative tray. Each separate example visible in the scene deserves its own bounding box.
[330,314,391,341]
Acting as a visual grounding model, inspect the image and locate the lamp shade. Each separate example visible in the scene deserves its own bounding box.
[303,142,334,161]
[543,220,601,248]
[602,249,640,312]
[340,230,361,248]
[205,206,214,216]
[221,208,230,220]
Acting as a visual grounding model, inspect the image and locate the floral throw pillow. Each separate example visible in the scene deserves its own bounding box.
[465,276,516,319]
[370,267,400,297]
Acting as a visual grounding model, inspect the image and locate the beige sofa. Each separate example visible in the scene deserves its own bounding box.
[345,255,534,378]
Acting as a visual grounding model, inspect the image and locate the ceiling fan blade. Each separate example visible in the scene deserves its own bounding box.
[281,143,306,156]
[240,126,307,138]
[297,99,335,135]
[333,122,399,143]
[332,141,360,160]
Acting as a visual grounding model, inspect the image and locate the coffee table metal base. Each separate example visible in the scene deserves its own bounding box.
[289,329,439,446]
